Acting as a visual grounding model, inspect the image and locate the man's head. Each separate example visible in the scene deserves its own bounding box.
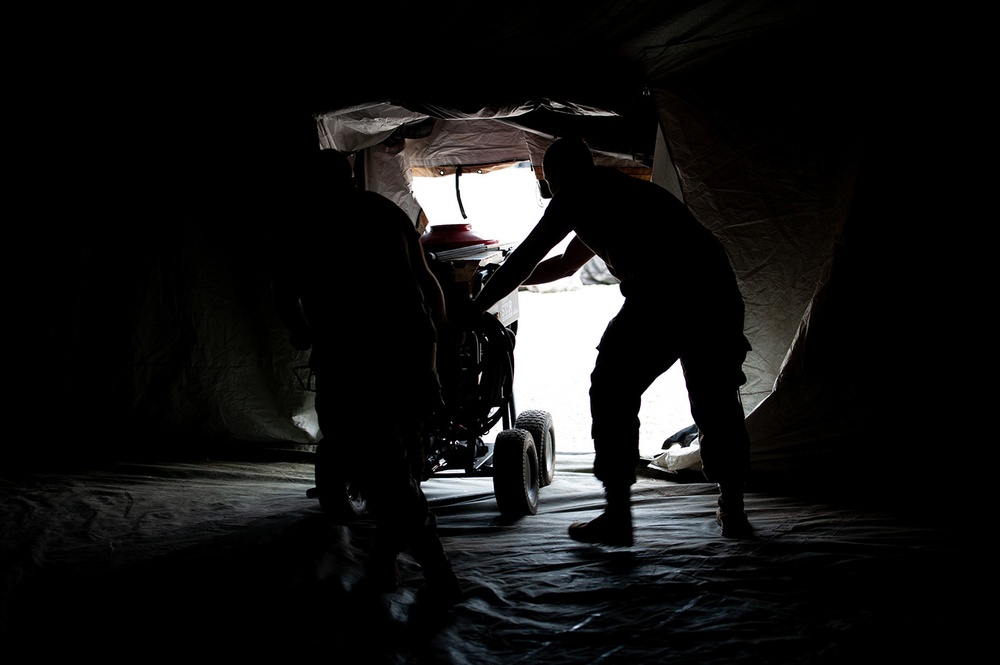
[542,137,595,196]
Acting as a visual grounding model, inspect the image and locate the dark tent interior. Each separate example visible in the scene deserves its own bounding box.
[5,3,978,662]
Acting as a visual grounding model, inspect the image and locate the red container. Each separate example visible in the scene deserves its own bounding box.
[421,223,498,251]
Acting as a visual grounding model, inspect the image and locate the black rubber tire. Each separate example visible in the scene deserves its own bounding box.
[492,428,539,517]
[314,440,369,523]
[515,410,555,487]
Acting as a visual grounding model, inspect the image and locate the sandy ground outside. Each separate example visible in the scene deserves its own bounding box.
[500,283,695,457]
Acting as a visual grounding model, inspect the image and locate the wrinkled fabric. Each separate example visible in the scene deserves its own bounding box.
[0,451,971,662]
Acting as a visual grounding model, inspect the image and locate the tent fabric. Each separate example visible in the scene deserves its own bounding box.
[9,5,976,644]
[15,1,959,499]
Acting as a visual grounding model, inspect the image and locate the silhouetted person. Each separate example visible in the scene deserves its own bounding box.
[273,148,463,607]
[466,137,753,543]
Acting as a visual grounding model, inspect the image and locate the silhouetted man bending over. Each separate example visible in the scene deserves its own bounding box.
[467,137,753,543]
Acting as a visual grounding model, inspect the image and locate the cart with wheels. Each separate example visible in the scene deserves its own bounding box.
[307,236,555,521]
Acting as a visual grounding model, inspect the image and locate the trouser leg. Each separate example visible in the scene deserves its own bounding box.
[571,301,677,546]
[589,301,678,488]
[407,512,456,584]
[359,426,457,589]
[681,339,753,537]
[681,347,751,495]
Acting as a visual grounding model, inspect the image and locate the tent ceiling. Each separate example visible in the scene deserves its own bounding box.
[296,0,879,178]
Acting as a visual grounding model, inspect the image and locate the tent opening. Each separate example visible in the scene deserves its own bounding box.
[411,161,548,247]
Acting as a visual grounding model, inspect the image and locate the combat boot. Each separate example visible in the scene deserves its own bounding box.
[568,485,633,546]
[716,487,752,538]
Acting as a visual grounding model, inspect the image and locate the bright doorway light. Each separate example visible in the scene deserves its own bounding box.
[411,163,549,246]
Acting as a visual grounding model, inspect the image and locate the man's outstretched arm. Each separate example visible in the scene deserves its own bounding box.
[471,218,569,314]
[522,235,595,285]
